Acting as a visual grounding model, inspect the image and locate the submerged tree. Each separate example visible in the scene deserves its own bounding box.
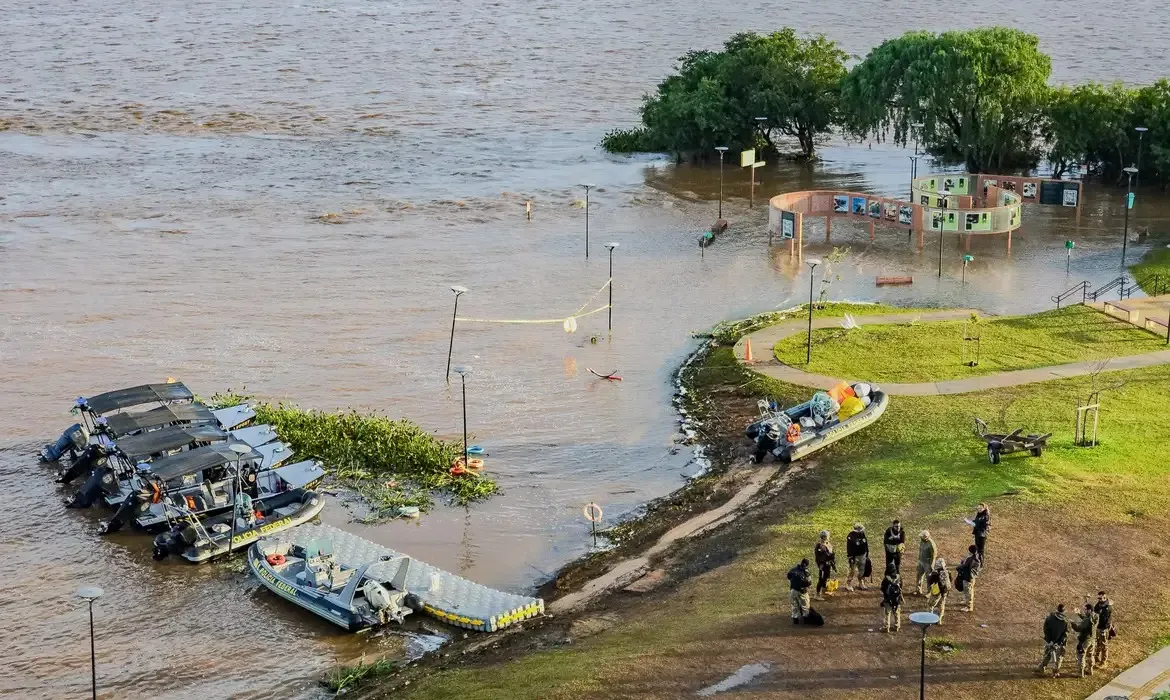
[840,27,1051,173]
[602,29,847,160]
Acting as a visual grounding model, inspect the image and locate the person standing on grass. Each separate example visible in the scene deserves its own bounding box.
[915,530,937,595]
[880,563,904,633]
[1037,604,1070,677]
[883,519,905,574]
[925,558,950,623]
[787,558,812,625]
[1094,591,1114,667]
[971,503,990,566]
[956,545,980,612]
[813,530,836,601]
[845,523,869,591]
[1075,602,1099,677]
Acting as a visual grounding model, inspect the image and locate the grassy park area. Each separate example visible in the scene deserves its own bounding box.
[1132,247,1170,294]
[385,306,1170,700]
[772,305,1164,382]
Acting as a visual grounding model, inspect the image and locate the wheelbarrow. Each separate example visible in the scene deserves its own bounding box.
[973,418,1052,464]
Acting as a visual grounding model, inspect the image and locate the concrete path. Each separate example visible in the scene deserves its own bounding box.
[1086,645,1170,699]
[734,310,1170,396]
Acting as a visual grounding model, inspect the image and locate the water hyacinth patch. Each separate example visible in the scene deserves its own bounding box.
[202,393,497,518]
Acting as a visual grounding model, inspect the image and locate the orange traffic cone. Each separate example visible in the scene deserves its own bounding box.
[744,337,754,363]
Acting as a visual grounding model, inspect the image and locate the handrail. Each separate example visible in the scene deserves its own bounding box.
[1051,281,1090,308]
[1135,273,1165,297]
[1089,276,1128,302]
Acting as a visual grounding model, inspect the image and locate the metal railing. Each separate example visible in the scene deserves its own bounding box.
[1088,276,1129,302]
[1135,273,1167,297]
[1051,281,1090,308]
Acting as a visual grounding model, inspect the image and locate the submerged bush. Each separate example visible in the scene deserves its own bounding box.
[204,392,497,518]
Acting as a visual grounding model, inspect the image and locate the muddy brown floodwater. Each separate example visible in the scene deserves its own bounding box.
[2,1,1170,697]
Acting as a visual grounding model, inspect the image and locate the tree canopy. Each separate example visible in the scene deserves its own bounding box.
[602,29,847,160]
[839,27,1051,173]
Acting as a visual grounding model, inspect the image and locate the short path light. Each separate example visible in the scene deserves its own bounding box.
[75,585,103,700]
[909,611,940,700]
[962,254,974,283]
[1065,240,1075,274]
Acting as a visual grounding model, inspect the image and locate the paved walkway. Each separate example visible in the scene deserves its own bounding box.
[1086,645,1170,699]
[734,310,1170,396]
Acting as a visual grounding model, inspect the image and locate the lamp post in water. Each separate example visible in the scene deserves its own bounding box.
[453,366,471,469]
[445,285,467,383]
[962,254,974,283]
[580,184,595,260]
[806,258,821,365]
[909,121,925,198]
[1136,127,1149,192]
[715,146,728,219]
[1122,167,1138,266]
[936,189,951,278]
[1066,240,1075,274]
[604,242,619,332]
[909,611,940,700]
[75,585,103,700]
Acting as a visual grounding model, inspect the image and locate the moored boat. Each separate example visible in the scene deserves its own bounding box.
[251,523,544,633]
[746,383,889,463]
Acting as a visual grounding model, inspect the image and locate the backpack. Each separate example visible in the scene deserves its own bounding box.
[884,579,902,606]
[804,607,825,626]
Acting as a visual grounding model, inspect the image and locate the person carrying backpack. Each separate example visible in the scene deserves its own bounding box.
[955,545,981,613]
[971,503,991,565]
[880,564,904,633]
[1074,602,1099,678]
[925,558,950,623]
[787,558,812,625]
[845,523,869,592]
[915,530,937,596]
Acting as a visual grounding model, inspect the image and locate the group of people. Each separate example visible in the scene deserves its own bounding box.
[787,504,992,633]
[1038,594,1116,678]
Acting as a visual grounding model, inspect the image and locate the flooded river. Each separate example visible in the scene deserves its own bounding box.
[2,0,1169,697]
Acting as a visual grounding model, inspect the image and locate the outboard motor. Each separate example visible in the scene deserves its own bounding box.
[97,479,156,534]
[68,460,114,509]
[152,522,198,560]
[41,423,90,462]
[56,444,106,485]
[362,579,411,625]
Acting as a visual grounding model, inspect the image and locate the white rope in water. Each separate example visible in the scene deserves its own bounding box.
[456,279,612,325]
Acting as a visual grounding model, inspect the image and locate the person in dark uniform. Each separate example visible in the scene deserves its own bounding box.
[845,523,869,591]
[971,503,991,565]
[1093,591,1114,667]
[787,558,813,624]
[813,530,837,601]
[883,519,906,574]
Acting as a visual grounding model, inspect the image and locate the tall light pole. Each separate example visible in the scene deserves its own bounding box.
[580,184,594,260]
[445,285,467,383]
[806,258,821,364]
[1136,127,1149,192]
[937,189,951,278]
[909,611,940,700]
[75,585,103,700]
[715,146,728,219]
[604,242,619,332]
[1122,166,1138,266]
[453,366,471,469]
[909,122,925,197]
[226,442,251,556]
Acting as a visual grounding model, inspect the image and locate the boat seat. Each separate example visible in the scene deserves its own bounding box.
[328,566,356,590]
[209,483,230,507]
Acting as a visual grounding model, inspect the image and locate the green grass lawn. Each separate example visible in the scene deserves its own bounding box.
[1131,247,1170,295]
[394,348,1170,700]
[772,305,1164,383]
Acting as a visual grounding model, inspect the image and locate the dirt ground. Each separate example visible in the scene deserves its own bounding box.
[586,505,1170,700]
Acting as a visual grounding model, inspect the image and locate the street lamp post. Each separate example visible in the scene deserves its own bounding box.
[1065,240,1075,274]
[962,254,973,283]
[226,442,252,556]
[1122,167,1138,266]
[445,285,468,383]
[909,611,940,700]
[806,258,821,364]
[937,189,951,278]
[909,122,925,198]
[604,242,619,331]
[75,585,103,700]
[1136,127,1149,192]
[581,184,595,260]
[715,146,728,219]
[453,366,471,469]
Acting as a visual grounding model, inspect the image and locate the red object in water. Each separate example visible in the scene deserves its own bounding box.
[588,368,622,381]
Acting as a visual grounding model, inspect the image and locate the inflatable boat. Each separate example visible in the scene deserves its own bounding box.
[746,384,889,463]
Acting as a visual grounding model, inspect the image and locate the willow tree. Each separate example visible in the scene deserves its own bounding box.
[840,27,1051,173]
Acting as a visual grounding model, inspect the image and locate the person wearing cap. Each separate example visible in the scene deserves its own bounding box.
[787,558,812,624]
[1037,604,1070,677]
[925,558,950,623]
[1074,602,1099,677]
[813,530,837,601]
[879,563,904,633]
[1093,592,1114,667]
[915,530,937,596]
[845,523,869,591]
[883,520,905,574]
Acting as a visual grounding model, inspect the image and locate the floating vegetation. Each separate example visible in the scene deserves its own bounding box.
[323,655,397,693]
[204,393,498,519]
